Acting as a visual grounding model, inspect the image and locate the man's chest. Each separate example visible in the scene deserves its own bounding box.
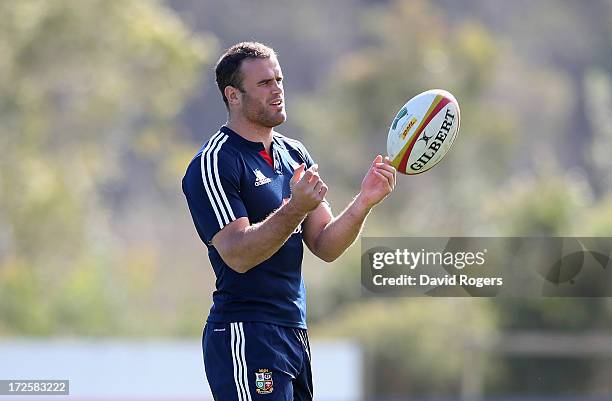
[239,151,300,223]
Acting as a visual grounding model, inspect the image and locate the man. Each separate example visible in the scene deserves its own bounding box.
[182,42,395,401]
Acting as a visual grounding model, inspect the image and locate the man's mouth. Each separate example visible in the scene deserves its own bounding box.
[270,99,283,106]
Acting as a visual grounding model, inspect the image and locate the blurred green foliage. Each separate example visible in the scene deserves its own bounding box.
[0,0,214,336]
[313,298,498,396]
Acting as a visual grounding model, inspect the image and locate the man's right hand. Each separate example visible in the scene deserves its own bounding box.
[289,164,328,214]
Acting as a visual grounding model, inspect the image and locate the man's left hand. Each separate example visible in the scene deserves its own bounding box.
[357,155,396,209]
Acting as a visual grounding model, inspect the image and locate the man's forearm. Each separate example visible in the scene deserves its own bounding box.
[312,194,372,262]
[222,202,307,272]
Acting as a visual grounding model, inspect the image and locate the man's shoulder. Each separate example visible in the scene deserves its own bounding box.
[186,132,241,175]
[273,131,308,151]
[203,130,242,156]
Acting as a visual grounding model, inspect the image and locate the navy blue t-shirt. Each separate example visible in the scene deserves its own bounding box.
[182,126,316,329]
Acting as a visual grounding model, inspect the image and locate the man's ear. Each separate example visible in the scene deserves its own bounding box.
[225,86,241,106]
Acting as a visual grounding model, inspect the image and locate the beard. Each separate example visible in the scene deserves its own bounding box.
[241,91,286,128]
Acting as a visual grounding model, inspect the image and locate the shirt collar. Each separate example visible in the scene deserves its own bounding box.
[220,126,266,151]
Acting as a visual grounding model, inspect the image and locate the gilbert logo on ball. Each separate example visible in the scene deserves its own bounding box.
[387,89,460,174]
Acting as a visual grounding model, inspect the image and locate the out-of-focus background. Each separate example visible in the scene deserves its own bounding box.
[1,0,612,400]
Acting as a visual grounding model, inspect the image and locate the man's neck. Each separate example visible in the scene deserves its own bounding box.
[226,117,274,153]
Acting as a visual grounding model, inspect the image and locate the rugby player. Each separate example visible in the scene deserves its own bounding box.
[182,41,395,401]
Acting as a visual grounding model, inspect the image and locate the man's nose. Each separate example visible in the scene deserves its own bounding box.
[271,81,283,94]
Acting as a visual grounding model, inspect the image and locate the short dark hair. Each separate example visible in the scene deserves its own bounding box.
[215,42,277,108]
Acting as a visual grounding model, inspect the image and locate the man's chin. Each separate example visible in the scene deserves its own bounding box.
[247,110,286,128]
[265,113,286,128]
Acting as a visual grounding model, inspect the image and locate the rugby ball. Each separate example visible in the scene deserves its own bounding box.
[387,89,460,174]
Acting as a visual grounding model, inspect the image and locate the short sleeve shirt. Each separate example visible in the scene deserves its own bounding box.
[182,126,316,328]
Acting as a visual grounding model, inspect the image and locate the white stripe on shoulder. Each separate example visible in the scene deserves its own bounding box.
[211,135,236,222]
[200,131,225,229]
[205,134,231,226]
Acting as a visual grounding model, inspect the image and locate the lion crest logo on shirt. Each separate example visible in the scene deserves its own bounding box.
[255,368,273,394]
